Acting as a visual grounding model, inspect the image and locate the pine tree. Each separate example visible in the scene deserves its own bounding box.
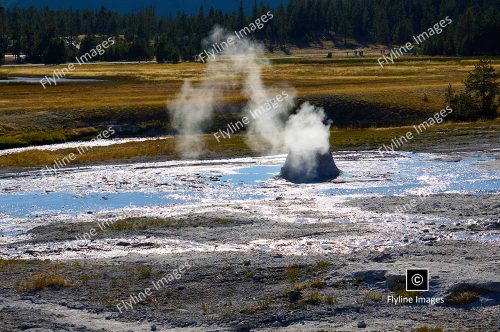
[237,0,246,28]
[464,60,499,118]
[43,37,67,64]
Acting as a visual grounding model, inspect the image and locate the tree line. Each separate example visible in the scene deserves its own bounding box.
[0,0,499,64]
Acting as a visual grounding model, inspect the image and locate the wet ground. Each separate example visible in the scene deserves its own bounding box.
[0,148,499,331]
[1,151,498,255]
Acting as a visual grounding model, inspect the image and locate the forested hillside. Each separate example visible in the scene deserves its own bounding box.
[0,0,498,64]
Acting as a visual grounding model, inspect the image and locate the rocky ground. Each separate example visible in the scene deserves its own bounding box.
[1,129,499,331]
[0,192,499,331]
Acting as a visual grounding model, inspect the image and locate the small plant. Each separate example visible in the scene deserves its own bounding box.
[110,278,119,287]
[325,294,336,305]
[306,260,332,274]
[309,279,326,289]
[393,281,419,300]
[304,291,323,305]
[286,264,301,282]
[79,274,91,283]
[446,286,480,304]
[201,303,208,314]
[217,218,231,225]
[244,271,255,279]
[423,93,429,102]
[326,52,333,58]
[289,279,326,292]
[414,327,444,332]
[365,290,383,302]
[137,265,152,279]
[241,298,271,314]
[20,273,70,292]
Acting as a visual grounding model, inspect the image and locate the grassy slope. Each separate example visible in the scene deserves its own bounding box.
[0,119,497,169]
[1,56,497,148]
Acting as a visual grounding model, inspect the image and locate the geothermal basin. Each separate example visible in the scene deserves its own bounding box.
[0,150,498,259]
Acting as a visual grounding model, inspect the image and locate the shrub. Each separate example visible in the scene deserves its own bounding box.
[365,290,383,302]
[286,264,301,282]
[20,274,70,292]
[304,291,323,305]
[446,286,480,304]
[241,299,271,314]
[137,266,152,279]
[414,327,444,332]
[325,294,337,304]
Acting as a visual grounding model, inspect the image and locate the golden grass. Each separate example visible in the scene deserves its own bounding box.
[289,279,326,292]
[0,119,500,168]
[325,294,337,305]
[364,290,383,302]
[286,264,301,283]
[446,286,480,304]
[241,298,271,314]
[1,119,497,169]
[104,217,177,232]
[19,273,70,292]
[1,58,497,116]
[0,56,498,166]
[303,291,323,305]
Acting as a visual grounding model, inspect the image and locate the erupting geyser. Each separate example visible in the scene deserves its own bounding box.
[281,151,340,183]
[280,102,341,183]
[169,27,340,183]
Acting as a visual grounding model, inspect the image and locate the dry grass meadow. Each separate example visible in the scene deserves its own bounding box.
[0,55,499,167]
[1,56,489,114]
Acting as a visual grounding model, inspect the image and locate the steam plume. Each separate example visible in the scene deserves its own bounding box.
[169,26,333,177]
[284,102,331,175]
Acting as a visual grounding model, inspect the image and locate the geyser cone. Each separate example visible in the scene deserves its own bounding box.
[281,151,340,183]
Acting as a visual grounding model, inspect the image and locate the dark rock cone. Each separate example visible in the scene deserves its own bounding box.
[281,151,341,183]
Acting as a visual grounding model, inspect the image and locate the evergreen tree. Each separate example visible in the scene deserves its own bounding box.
[463,60,499,118]
[128,38,151,61]
[237,0,246,27]
[0,6,7,65]
[79,35,97,57]
[43,37,67,64]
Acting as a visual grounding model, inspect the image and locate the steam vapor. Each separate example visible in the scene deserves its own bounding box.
[169,26,333,178]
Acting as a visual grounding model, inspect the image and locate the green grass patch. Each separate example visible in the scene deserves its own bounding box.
[136,266,152,280]
[303,291,323,305]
